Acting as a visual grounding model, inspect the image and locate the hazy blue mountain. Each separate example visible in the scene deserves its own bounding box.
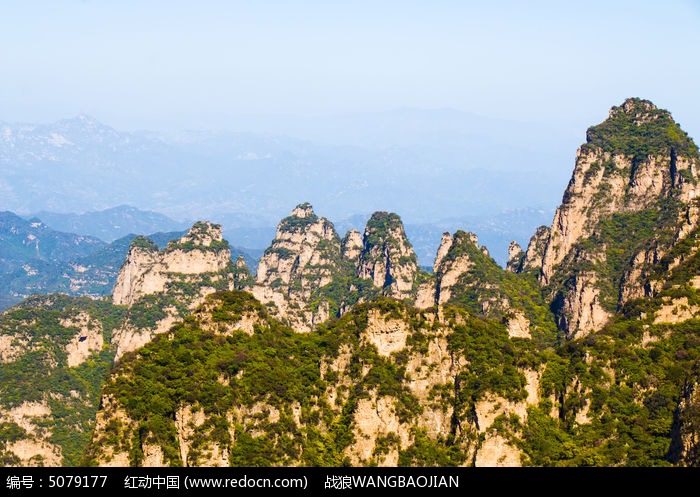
[1,112,574,231]
[31,205,188,242]
[0,211,105,269]
[0,211,106,308]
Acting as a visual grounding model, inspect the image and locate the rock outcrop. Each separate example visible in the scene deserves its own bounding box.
[506,241,524,273]
[415,230,557,345]
[520,225,550,274]
[668,377,700,466]
[432,231,479,306]
[0,295,120,466]
[251,205,426,331]
[521,98,700,338]
[357,212,420,300]
[111,221,242,360]
[113,222,231,306]
[252,203,346,331]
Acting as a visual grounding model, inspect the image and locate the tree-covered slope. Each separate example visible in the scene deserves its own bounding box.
[85,291,548,467]
[0,295,125,466]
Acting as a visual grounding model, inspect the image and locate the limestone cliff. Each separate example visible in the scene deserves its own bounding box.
[341,229,364,265]
[418,230,558,345]
[112,222,231,306]
[252,203,347,331]
[519,225,550,274]
[525,98,700,338]
[111,221,242,360]
[357,212,421,301]
[506,241,524,273]
[252,206,427,331]
[668,377,700,466]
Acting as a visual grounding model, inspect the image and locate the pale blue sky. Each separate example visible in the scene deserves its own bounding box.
[1,0,699,139]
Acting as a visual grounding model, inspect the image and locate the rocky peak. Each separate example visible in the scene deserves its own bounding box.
[290,202,315,219]
[433,230,478,306]
[255,203,340,288]
[112,223,233,289]
[112,237,160,307]
[609,98,668,125]
[583,97,699,163]
[531,98,700,339]
[341,229,363,264]
[232,255,254,289]
[111,221,236,358]
[235,255,247,269]
[171,221,224,249]
[433,232,453,272]
[518,225,550,274]
[506,241,524,273]
[357,212,419,300]
[253,203,344,330]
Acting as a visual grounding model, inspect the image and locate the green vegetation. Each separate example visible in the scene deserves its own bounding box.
[547,200,682,324]
[582,98,699,162]
[278,204,321,232]
[520,300,700,466]
[447,310,535,403]
[363,212,414,261]
[88,290,340,466]
[130,235,159,252]
[167,238,230,254]
[0,294,125,465]
[84,292,549,466]
[441,231,560,348]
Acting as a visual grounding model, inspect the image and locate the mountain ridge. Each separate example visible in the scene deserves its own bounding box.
[3,98,700,467]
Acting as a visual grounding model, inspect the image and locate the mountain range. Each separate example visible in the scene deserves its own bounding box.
[0,109,574,254]
[2,98,700,467]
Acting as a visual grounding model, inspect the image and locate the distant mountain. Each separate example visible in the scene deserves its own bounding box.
[1,113,573,228]
[0,211,104,308]
[0,211,105,270]
[31,205,188,242]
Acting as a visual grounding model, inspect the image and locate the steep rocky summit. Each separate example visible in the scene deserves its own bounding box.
[112,221,231,306]
[520,98,700,338]
[252,205,425,331]
[111,221,245,360]
[252,203,346,331]
[357,212,421,300]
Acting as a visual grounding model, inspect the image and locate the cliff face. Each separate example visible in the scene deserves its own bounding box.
[252,203,346,331]
[252,205,426,331]
[112,222,231,306]
[522,98,700,338]
[668,378,700,466]
[357,212,421,301]
[111,221,244,360]
[416,230,558,345]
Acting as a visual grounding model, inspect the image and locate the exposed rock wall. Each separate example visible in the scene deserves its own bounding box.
[525,98,700,338]
[357,212,420,300]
